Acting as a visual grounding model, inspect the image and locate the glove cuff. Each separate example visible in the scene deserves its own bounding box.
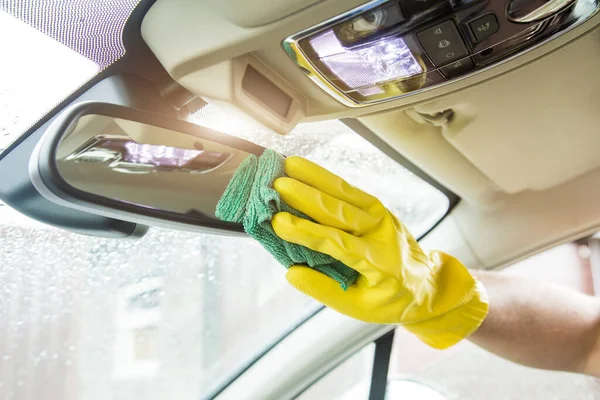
[401,250,490,349]
[407,279,489,349]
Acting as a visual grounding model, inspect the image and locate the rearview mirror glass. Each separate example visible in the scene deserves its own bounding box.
[30,102,267,234]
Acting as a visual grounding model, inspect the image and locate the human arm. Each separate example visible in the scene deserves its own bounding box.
[470,270,600,377]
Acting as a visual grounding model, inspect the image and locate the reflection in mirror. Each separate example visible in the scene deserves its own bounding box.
[55,114,256,220]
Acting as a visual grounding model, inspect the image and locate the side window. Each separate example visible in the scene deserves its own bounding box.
[296,343,375,400]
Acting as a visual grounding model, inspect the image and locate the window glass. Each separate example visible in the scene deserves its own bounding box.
[296,344,376,400]
[0,0,138,155]
[0,102,450,400]
[0,205,318,399]
[0,11,97,153]
[191,106,449,237]
[0,108,450,398]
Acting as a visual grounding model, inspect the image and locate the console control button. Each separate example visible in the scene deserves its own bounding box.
[440,57,474,77]
[417,20,469,66]
[469,13,499,42]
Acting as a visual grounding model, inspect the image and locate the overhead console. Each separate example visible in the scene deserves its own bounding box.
[284,0,599,106]
[142,0,600,131]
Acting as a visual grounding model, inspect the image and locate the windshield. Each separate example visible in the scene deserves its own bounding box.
[190,107,448,236]
[0,11,99,153]
[0,5,450,400]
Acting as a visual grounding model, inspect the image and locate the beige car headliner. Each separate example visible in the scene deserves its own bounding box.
[140,0,600,270]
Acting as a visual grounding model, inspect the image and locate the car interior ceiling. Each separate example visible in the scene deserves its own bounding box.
[136,0,600,271]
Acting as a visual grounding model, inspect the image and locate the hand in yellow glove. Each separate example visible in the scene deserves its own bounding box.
[271,156,489,349]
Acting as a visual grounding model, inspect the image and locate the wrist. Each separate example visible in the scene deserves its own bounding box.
[401,251,490,349]
[403,280,489,349]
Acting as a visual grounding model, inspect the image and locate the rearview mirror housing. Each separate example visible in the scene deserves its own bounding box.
[29,101,267,235]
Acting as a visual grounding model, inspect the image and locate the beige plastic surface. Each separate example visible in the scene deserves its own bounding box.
[179,55,306,135]
[358,111,503,206]
[418,29,600,194]
[206,0,324,27]
[450,164,600,270]
[141,0,368,78]
[141,0,375,123]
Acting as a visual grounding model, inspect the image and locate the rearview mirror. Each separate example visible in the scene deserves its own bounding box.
[29,102,267,235]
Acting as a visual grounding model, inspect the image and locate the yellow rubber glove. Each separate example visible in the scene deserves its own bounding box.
[271,156,489,349]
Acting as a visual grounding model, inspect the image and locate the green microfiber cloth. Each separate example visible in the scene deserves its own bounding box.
[216,149,359,289]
